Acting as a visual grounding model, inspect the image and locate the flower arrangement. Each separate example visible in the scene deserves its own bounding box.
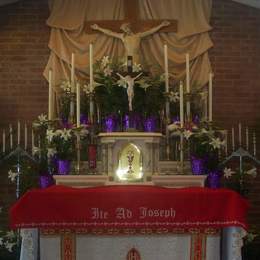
[32,114,88,174]
[168,119,225,158]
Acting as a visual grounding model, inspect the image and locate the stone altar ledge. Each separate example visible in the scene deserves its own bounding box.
[53,174,206,188]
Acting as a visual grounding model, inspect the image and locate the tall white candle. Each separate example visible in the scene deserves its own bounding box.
[225,131,228,156]
[253,132,256,156]
[31,128,35,150]
[76,83,81,127]
[246,127,249,151]
[89,44,94,123]
[48,69,53,120]
[185,53,190,93]
[24,123,28,150]
[2,130,5,153]
[17,121,20,145]
[9,124,13,149]
[89,44,94,89]
[238,122,242,147]
[71,52,75,93]
[179,81,184,128]
[209,73,213,122]
[164,44,169,92]
[232,127,235,151]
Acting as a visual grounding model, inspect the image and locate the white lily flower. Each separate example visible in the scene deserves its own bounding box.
[46,129,56,142]
[0,237,3,246]
[223,167,235,179]
[246,233,258,243]
[168,123,180,132]
[246,167,257,178]
[117,78,127,88]
[32,146,40,156]
[32,121,40,128]
[136,79,150,90]
[58,128,72,141]
[104,67,113,76]
[8,170,18,182]
[47,148,57,158]
[5,241,15,252]
[184,130,193,139]
[38,114,48,122]
[210,137,225,149]
[200,128,209,134]
[60,81,72,93]
[133,63,142,72]
[169,91,179,102]
[83,84,92,94]
[5,231,16,239]
[101,56,110,68]
[80,128,89,136]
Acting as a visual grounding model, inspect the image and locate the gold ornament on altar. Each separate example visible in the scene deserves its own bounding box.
[116,143,143,181]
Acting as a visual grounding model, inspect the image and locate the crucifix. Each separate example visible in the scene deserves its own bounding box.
[85,0,178,63]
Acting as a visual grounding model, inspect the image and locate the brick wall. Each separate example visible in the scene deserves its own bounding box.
[0,0,49,127]
[0,0,49,227]
[210,0,260,237]
[0,0,260,239]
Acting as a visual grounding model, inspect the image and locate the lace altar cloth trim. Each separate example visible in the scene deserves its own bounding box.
[40,227,220,236]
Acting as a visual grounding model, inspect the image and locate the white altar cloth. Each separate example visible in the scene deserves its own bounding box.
[20,227,246,260]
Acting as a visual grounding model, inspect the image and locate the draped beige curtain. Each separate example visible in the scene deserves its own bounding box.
[44,0,213,92]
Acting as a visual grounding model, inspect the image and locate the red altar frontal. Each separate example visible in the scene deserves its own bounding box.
[10,185,249,260]
[11,185,248,231]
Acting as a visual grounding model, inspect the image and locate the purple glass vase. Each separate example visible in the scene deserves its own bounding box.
[80,114,88,125]
[144,117,157,132]
[190,155,207,175]
[39,174,54,188]
[104,115,117,132]
[123,114,141,131]
[57,159,71,175]
[207,170,221,188]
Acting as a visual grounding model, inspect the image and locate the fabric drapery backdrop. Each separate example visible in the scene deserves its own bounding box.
[44,0,213,93]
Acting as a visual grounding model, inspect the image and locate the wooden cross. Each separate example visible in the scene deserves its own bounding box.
[85,0,177,34]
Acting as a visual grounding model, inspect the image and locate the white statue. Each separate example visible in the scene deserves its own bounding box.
[91,21,170,63]
[116,72,142,111]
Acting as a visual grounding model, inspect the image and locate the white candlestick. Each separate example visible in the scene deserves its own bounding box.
[24,123,28,150]
[185,54,191,119]
[2,130,5,153]
[97,106,100,123]
[209,73,213,122]
[246,127,249,151]
[71,52,75,93]
[89,44,94,123]
[32,128,35,150]
[89,44,94,89]
[232,127,235,151]
[48,69,53,120]
[17,121,20,145]
[238,122,242,147]
[9,124,13,149]
[76,83,81,127]
[225,131,228,156]
[164,44,169,92]
[185,54,190,93]
[253,132,256,156]
[179,81,184,128]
